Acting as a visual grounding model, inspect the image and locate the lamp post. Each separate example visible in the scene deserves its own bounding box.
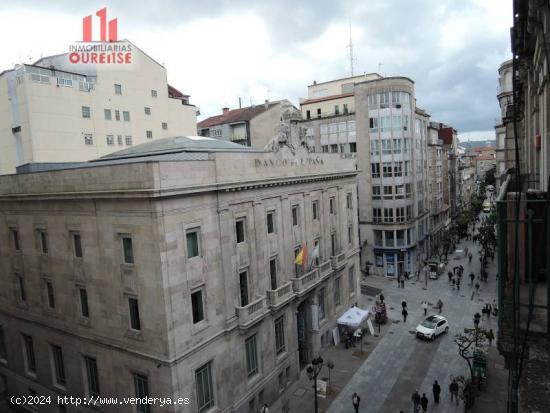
[473,312,481,346]
[306,356,324,413]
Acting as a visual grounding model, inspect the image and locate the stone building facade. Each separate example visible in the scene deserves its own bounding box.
[0,136,360,412]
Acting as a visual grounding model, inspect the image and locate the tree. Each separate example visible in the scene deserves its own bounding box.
[454,328,487,384]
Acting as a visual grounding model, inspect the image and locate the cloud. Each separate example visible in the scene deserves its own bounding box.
[0,0,513,134]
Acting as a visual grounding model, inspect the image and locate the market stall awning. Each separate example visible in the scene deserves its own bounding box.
[337,306,370,328]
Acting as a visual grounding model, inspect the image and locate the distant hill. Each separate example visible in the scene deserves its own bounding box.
[459,140,496,150]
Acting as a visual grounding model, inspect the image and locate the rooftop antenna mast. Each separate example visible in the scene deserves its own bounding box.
[347,24,355,76]
[378,62,383,75]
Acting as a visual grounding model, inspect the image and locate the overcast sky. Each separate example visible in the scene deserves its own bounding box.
[0,0,512,141]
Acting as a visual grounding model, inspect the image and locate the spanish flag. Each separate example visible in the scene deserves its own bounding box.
[294,245,308,266]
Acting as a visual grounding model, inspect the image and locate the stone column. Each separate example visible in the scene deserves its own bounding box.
[281,195,293,277]
[252,200,265,293]
[218,206,237,325]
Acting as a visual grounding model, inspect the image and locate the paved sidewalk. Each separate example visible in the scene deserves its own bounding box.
[327,231,507,413]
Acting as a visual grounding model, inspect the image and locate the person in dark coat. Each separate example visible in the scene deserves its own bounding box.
[352,392,360,413]
[402,307,408,322]
[379,293,385,303]
[450,379,459,404]
[411,390,421,413]
[432,380,441,403]
[421,393,428,412]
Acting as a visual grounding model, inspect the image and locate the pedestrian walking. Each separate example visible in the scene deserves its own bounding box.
[432,380,441,404]
[468,252,472,263]
[421,300,428,316]
[452,278,456,290]
[352,393,360,413]
[379,293,385,303]
[405,271,410,280]
[416,270,420,281]
[456,278,460,291]
[402,301,408,310]
[487,304,492,319]
[402,307,408,322]
[260,404,269,413]
[437,299,443,313]
[450,379,459,405]
[487,329,495,346]
[400,279,405,288]
[470,272,475,285]
[397,275,401,288]
[411,390,421,413]
[482,307,487,321]
[475,282,480,293]
[448,271,453,284]
[421,393,429,412]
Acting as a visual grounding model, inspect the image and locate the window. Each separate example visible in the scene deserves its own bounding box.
[186,228,200,258]
[106,134,114,145]
[269,258,277,290]
[274,316,285,355]
[84,133,93,145]
[46,281,55,309]
[115,110,120,121]
[128,297,141,331]
[104,109,112,120]
[245,335,258,377]
[343,103,349,114]
[146,130,153,139]
[294,246,301,275]
[369,117,378,131]
[22,335,36,374]
[318,288,326,320]
[346,193,352,209]
[0,326,7,362]
[292,205,299,226]
[317,108,321,118]
[191,290,205,324]
[372,186,381,200]
[334,277,341,307]
[236,219,246,243]
[312,201,318,220]
[373,208,382,223]
[349,266,355,295]
[144,107,151,115]
[371,163,380,178]
[11,228,20,251]
[123,111,130,121]
[329,197,336,215]
[350,142,357,152]
[382,162,392,177]
[278,372,284,390]
[331,233,336,256]
[396,207,405,222]
[81,106,91,118]
[383,185,393,198]
[394,161,403,177]
[385,230,395,247]
[374,230,383,246]
[348,225,353,244]
[162,122,168,130]
[117,135,123,145]
[84,356,100,397]
[71,232,83,258]
[266,212,275,234]
[125,135,132,146]
[50,344,66,387]
[306,110,311,119]
[133,374,150,413]
[384,208,394,223]
[239,270,249,306]
[17,275,26,302]
[79,288,89,318]
[151,89,158,98]
[334,105,339,115]
[122,236,134,264]
[196,362,214,412]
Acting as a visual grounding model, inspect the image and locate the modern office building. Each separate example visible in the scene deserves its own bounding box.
[0,41,197,175]
[300,74,431,277]
[0,131,360,412]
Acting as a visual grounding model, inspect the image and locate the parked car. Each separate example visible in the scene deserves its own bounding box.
[415,315,449,340]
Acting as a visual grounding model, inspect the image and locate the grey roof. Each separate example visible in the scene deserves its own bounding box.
[99,135,259,161]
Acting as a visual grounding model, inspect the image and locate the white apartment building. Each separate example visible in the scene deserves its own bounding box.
[0,134,360,413]
[0,41,197,175]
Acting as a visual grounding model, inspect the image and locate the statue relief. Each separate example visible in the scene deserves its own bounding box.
[264,102,315,154]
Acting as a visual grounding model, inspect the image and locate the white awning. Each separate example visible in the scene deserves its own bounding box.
[337,306,370,328]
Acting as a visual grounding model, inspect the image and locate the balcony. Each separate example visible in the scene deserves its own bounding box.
[291,268,320,296]
[236,296,268,330]
[496,175,549,357]
[331,252,347,270]
[316,259,332,279]
[266,281,294,310]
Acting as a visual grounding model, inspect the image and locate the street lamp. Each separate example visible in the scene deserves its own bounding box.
[473,312,481,346]
[306,356,324,413]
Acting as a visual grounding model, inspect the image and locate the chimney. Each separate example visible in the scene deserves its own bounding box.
[222,107,229,115]
[264,99,269,110]
[313,80,317,85]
